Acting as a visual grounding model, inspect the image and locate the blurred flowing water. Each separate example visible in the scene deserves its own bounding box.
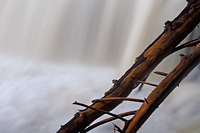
[0,0,200,133]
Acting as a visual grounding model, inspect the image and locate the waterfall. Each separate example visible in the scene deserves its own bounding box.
[0,0,192,67]
[0,0,135,65]
[0,0,200,133]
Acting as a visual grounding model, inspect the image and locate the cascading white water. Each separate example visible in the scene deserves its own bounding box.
[0,0,135,65]
[0,0,200,133]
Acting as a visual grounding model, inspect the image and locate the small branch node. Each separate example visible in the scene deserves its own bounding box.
[180,53,188,60]
[144,98,148,104]
[180,53,185,57]
[61,125,64,128]
[112,79,118,84]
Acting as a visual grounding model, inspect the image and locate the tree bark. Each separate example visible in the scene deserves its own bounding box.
[57,1,200,132]
[123,42,200,132]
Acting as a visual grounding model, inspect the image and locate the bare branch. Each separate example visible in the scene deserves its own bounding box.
[57,1,200,132]
[170,37,200,54]
[113,123,123,133]
[123,43,200,132]
[83,110,137,133]
[154,71,168,76]
[137,80,158,87]
[73,101,127,122]
[92,97,144,103]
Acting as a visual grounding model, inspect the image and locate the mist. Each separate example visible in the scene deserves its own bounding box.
[0,0,200,133]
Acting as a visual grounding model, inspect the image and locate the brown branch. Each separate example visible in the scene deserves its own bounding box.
[154,71,168,76]
[73,101,127,122]
[113,123,123,133]
[92,97,144,103]
[57,1,200,132]
[83,110,137,132]
[123,43,200,132]
[170,37,200,54]
[137,80,158,87]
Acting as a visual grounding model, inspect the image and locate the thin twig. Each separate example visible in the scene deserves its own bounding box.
[73,101,127,122]
[113,123,123,133]
[170,37,200,54]
[137,80,158,87]
[154,71,168,76]
[83,110,137,132]
[92,97,144,103]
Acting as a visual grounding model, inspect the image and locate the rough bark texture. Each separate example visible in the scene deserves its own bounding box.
[57,1,200,133]
[123,42,200,132]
